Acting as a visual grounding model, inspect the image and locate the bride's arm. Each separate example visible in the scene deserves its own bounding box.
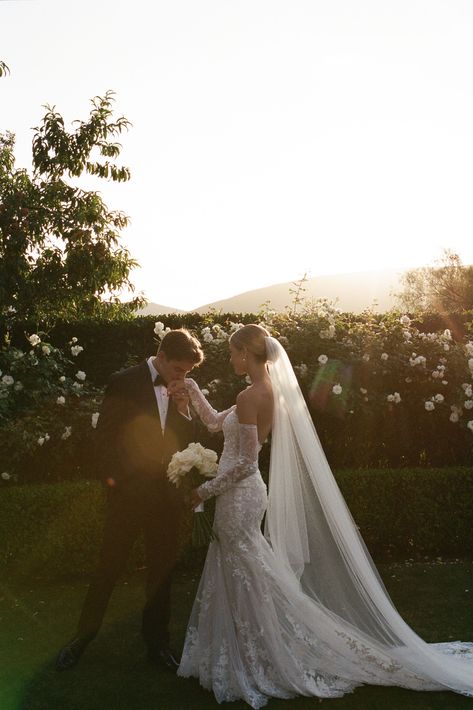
[197,423,259,501]
[185,378,234,432]
[196,392,260,501]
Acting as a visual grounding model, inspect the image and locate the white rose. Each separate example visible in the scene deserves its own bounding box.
[71,345,84,357]
[450,413,459,423]
[59,376,66,383]
[425,401,435,411]
[91,412,100,429]
[318,354,328,365]
[464,400,473,410]
[38,437,45,446]
[56,396,66,405]
[393,392,401,404]
[28,334,41,346]
[442,380,448,385]
[332,384,342,395]
[400,315,411,326]
[469,358,473,372]
[71,337,78,343]
[381,353,389,361]
[42,345,51,355]
[1,471,10,480]
[362,354,370,362]
[467,420,473,433]
[14,382,23,391]
[2,375,14,386]
[76,371,86,381]
[360,388,368,394]
[431,371,440,379]
[387,394,394,403]
[61,426,72,440]
[434,394,444,403]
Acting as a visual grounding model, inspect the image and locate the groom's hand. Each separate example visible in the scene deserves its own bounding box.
[190,488,204,510]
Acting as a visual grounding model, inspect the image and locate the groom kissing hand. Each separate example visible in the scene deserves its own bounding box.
[56,329,204,673]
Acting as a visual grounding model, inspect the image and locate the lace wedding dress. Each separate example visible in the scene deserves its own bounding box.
[177,339,473,709]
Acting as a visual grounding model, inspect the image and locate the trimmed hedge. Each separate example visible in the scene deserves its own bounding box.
[1,467,472,581]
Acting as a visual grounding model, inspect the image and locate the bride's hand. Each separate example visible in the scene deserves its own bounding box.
[167,379,190,413]
[191,488,204,510]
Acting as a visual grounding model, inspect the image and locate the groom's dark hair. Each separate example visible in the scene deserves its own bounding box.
[158,328,204,364]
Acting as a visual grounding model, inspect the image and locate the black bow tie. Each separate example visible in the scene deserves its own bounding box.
[153,373,167,387]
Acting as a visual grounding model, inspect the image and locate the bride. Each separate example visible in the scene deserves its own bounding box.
[174,323,473,708]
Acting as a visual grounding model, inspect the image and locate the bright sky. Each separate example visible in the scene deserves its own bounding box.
[1,0,473,310]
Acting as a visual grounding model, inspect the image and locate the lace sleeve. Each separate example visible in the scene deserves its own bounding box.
[197,423,260,501]
[185,378,234,432]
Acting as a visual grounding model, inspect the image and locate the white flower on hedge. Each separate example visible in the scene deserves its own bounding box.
[42,345,51,355]
[424,401,435,411]
[403,330,412,340]
[1,471,10,481]
[28,334,41,346]
[201,388,210,396]
[443,329,452,341]
[434,394,444,403]
[56,396,66,405]
[467,420,473,433]
[362,353,370,362]
[153,322,170,340]
[360,387,368,394]
[464,400,473,410]
[318,354,328,365]
[71,337,78,343]
[442,380,448,385]
[72,382,82,391]
[59,376,66,383]
[71,345,84,356]
[443,343,450,352]
[38,436,45,446]
[13,350,24,359]
[61,426,72,440]
[465,342,473,356]
[2,375,14,386]
[91,412,100,428]
[76,371,86,381]
[332,384,342,395]
[387,392,401,404]
[450,412,460,423]
[400,315,411,326]
[14,382,23,391]
[468,358,473,373]
[381,353,389,360]
[431,370,440,379]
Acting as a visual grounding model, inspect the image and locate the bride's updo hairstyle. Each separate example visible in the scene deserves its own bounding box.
[229,324,271,363]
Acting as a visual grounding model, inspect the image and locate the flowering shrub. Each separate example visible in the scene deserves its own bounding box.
[0,331,102,484]
[1,303,473,484]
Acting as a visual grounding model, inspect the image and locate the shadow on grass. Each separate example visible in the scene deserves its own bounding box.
[2,564,473,710]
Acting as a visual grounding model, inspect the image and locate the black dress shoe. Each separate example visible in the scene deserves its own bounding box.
[147,647,180,672]
[55,636,93,671]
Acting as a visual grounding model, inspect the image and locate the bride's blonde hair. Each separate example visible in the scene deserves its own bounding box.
[229,324,270,363]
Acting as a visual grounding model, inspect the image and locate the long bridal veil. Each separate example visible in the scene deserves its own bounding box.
[264,335,473,696]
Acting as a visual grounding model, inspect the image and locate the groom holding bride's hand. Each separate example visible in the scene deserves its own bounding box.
[56,328,204,672]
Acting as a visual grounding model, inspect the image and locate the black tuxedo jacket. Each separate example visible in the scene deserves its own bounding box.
[95,361,195,487]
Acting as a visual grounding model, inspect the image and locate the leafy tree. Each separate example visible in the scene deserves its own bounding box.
[396,249,473,314]
[0,78,145,323]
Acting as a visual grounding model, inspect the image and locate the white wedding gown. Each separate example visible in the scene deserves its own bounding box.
[178,354,473,708]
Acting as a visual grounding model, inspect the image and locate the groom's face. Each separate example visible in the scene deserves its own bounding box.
[156,352,195,383]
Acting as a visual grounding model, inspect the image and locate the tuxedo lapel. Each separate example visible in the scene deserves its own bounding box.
[135,361,164,441]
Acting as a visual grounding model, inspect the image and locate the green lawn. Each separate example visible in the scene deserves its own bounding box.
[1,560,473,710]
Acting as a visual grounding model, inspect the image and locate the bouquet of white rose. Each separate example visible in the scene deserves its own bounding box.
[167,442,218,546]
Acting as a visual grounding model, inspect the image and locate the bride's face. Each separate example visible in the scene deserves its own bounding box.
[229,343,247,375]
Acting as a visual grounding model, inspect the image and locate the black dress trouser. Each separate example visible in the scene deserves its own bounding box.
[77,477,184,652]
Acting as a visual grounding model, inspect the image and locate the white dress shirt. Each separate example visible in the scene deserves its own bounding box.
[147,357,191,432]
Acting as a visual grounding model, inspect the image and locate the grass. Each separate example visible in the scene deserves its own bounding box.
[1,560,473,710]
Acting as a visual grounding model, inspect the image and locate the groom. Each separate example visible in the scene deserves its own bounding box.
[56,328,204,671]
